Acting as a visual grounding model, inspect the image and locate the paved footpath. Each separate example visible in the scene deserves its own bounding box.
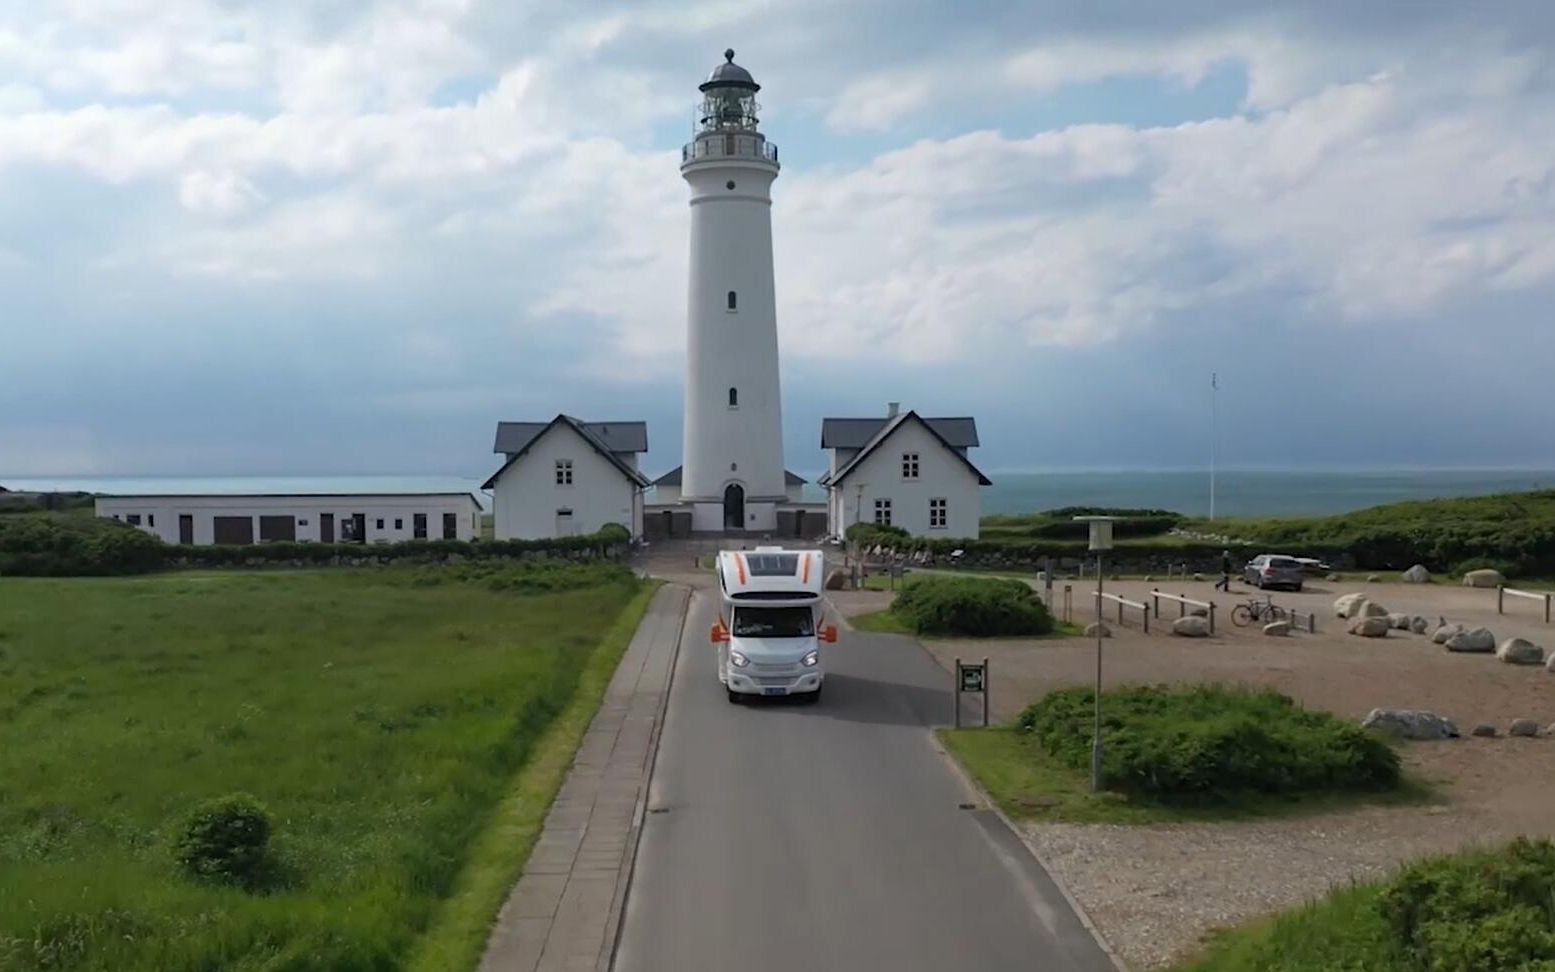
[478,584,689,972]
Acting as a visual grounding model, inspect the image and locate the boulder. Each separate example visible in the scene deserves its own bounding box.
[1497,637,1545,665]
[1192,573,1204,582]
[1445,627,1496,653]
[1263,621,1292,637]
[1357,599,1390,619]
[1549,654,1555,673]
[1084,622,1112,638]
[1388,612,1412,630]
[1509,719,1540,738]
[1432,623,1465,645]
[1463,568,1506,589]
[1361,709,1460,740]
[1188,605,1209,618]
[1350,616,1391,638]
[824,568,847,591]
[1367,574,1381,583]
[1334,593,1369,618]
[1402,564,1431,584]
[1142,575,1153,582]
[1471,723,1498,738]
[1326,572,1341,582]
[1410,616,1430,635]
[1172,615,1211,638]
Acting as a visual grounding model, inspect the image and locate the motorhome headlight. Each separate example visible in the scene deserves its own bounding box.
[729,650,751,668]
[801,650,819,667]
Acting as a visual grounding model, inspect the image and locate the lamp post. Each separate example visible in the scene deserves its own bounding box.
[1074,515,1116,792]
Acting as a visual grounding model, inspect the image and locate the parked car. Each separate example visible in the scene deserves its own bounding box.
[1292,556,1332,575]
[1244,554,1306,590]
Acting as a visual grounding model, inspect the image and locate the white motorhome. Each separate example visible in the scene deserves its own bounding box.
[711,547,837,703]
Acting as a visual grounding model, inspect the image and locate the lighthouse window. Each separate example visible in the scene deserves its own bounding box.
[726,180,736,190]
[726,290,737,311]
[728,387,738,408]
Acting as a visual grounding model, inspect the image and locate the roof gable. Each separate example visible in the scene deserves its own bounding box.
[821,416,978,449]
[821,411,991,488]
[483,415,651,490]
[494,419,646,455]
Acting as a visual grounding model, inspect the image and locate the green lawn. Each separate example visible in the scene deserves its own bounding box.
[0,565,646,972]
[940,726,1431,825]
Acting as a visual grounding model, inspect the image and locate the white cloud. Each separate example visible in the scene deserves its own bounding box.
[178,169,263,216]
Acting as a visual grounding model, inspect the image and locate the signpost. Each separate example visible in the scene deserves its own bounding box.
[953,657,989,728]
[1073,516,1116,793]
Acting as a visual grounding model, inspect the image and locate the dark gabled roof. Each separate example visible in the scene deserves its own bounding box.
[483,415,651,490]
[821,416,979,450]
[820,411,991,488]
[652,466,806,487]
[494,420,646,455]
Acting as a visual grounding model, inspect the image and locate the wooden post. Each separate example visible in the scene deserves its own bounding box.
[1152,588,1160,616]
[1498,585,1505,614]
[1209,602,1216,635]
[1308,611,1316,634]
[1143,605,1150,634]
[983,657,990,728]
[1546,593,1551,624]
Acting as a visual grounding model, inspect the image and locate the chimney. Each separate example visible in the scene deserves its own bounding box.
[886,402,900,418]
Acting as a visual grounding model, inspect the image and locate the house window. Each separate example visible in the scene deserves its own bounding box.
[929,498,947,529]
[902,452,920,479]
[728,386,738,408]
[555,459,574,486]
[727,290,737,311]
[394,518,403,530]
[127,514,141,525]
[873,498,892,526]
[376,518,385,530]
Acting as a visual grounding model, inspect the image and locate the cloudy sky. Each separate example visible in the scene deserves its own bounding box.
[3,0,1555,480]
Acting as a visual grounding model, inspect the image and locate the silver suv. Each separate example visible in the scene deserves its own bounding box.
[1244,554,1305,591]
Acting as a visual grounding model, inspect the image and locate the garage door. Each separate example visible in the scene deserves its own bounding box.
[213,516,254,545]
[258,515,296,542]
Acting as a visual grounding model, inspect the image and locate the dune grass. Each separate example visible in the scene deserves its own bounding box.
[0,565,644,971]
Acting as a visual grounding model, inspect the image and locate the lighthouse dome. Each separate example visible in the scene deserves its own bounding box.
[701,49,759,91]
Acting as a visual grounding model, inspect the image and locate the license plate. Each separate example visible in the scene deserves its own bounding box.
[763,687,787,696]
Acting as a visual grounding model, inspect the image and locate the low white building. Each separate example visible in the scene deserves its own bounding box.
[817,405,990,538]
[484,415,649,540]
[95,493,483,545]
[650,466,807,506]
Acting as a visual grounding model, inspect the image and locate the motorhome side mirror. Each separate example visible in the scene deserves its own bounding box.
[819,624,838,643]
[710,622,729,644]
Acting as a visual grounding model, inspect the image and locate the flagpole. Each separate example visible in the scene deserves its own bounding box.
[1210,373,1218,521]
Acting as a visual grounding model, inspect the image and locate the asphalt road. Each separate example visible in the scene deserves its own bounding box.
[613,586,1116,972]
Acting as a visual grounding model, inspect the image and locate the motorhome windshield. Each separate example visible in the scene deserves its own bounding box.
[731,606,814,638]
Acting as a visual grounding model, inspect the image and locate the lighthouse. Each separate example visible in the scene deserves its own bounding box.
[679,49,787,533]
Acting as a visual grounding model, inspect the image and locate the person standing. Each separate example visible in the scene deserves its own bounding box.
[1215,549,1233,591]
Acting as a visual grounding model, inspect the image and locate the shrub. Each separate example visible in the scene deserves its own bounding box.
[176,793,272,888]
[1016,685,1400,801]
[1378,838,1555,972]
[0,514,166,576]
[846,521,910,545]
[891,575,1053,636]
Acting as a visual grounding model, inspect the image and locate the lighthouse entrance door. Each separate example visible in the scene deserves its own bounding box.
[723,483,745,531]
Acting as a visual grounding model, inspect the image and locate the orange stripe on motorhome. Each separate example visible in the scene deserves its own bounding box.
[736,553,747,584]
[801,552,811,583]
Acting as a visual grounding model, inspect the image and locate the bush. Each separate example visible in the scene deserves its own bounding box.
[1016,685,1400,801]
[176,793,272,888]
[0,514,166,576]
[891,575,1054,636]
[1378,838,1555,972]
[846,521,910,545]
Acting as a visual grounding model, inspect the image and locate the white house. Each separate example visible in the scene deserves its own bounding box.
[95,493,482,545]
[817,405,990,538]
[484,415,649,540]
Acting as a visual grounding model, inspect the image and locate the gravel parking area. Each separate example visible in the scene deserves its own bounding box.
[842,576,1555,969]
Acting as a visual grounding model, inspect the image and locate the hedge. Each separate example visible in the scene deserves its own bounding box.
[0,514,632,577]
[1017,685,1400,801]
[891,575,1054,636]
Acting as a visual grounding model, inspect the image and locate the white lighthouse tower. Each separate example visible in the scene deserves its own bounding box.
[679,49,787,532]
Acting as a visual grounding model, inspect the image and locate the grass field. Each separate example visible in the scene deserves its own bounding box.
[0,565,645,972]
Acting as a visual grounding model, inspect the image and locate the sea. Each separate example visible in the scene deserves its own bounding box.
[6,468,1554,518]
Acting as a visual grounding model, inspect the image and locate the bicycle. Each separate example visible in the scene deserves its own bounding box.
[1231,595,1286,627]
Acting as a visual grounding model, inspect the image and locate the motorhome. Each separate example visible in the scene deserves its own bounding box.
[711,547,837,703]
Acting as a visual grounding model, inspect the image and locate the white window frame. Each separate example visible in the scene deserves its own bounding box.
[902,452,920,480]
[929,497,947,529]
[873,498,893,526]
[555,459,574,486]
